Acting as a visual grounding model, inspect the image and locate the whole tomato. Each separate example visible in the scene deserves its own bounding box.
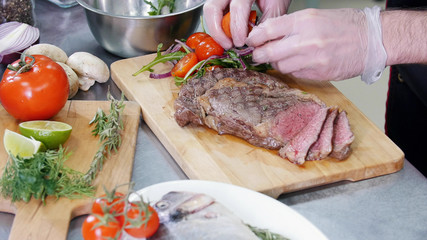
[82,214,121,240]
[118,202,160,239]
[195,37,225,61]
[186,32,210,49]
[91,192,126,217]
[0,54,69,121]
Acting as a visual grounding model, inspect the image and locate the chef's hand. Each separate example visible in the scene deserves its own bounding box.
[247,8,386,82]
[203,0,291,49]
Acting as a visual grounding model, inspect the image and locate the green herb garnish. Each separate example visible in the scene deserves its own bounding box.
[144,0,175,15]
[0,147,94,203]
[133,44,272,86]
[83,92,125,184]
[248,225,290,240]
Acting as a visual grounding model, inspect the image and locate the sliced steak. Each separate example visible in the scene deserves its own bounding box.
[279,107,329,164]
[174,68,354,164]
[330,110,354,160]
[306,108,338,161]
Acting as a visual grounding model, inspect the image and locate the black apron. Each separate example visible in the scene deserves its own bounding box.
[385,0,427,176]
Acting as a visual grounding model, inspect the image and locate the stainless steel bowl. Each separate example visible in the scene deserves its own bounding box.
[76,0,205,58]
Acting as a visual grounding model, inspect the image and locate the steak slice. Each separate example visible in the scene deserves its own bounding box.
[330,110,354,160]
[279,107,329,164]
[306,108,338,161]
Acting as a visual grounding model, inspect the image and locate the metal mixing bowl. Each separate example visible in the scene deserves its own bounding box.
[76,0,205,58]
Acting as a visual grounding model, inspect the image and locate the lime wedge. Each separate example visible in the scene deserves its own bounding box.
[3,129,46,158]
[19,120,72,149]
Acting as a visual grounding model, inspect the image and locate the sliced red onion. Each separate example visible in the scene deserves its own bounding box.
[232,47,254,56]
[174,39,193,53]
[150,71,172,79]
[0,22,39,64]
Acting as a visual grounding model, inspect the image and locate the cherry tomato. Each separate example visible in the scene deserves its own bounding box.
[118,203,160,238]
[186,32,210,49]
[0,54,69,121]
[91,192,126,217]
[82,214,121,240]
[206,65,223,72]
[195,37,224,61]
[222,10,257,39]
[171,52,199,78]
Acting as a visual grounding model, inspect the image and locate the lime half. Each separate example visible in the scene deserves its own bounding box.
[19,120,72,149]
[3,129,46,158]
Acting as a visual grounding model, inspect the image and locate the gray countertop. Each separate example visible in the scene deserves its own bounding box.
[1,1,426,239]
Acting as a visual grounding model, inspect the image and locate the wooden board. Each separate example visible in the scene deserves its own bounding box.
[111,53,404,199]
[0,100,141,240]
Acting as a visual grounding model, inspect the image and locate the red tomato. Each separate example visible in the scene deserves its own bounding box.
[118,203,160,238]
[222,10,257,39]
[82,214,121,240]
[171,52,199,78]
[0,54,69,121]
[195,37,224,61]
[206,65,223,72]
[186,32,210,49]
[91,192,126,217]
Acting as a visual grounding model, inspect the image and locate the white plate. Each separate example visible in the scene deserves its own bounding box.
[131,180,328,240]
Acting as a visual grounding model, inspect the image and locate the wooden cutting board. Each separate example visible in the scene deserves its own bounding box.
[111,53,404,199]
[0,100,141,240]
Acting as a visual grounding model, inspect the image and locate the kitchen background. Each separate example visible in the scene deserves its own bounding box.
[288,0,389,131]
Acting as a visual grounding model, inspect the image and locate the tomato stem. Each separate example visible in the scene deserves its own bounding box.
[7,52,35,75]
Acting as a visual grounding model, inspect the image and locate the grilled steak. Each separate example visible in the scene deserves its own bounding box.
[174,68,354,164]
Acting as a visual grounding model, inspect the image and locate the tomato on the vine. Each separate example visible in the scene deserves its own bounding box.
[0,54,69,121]
[186,32,210,49]
[195,37,224,61]
[91,192,126,217]
[118,203,160,239]
[171,52,199,78]
[82,214,121,240]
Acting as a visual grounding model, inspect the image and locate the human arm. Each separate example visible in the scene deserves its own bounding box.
[381,10,427,66]
[203,0,291,49]
[246,7,427,82]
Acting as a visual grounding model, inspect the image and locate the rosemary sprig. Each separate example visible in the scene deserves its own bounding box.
[84,92,125,184]
[0,147,94,203]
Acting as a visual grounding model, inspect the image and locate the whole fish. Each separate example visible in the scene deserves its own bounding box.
[148,191,259,240]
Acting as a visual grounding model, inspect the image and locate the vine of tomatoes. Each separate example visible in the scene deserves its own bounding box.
[82,187,160,240]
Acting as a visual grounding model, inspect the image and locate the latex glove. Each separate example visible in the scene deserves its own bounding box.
[246,7,386,82]
[203,0,290,49]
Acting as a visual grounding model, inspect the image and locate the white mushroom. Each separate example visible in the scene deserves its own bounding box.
[24,43,68,63]
[56,62,79,99]
[65,52,110,91]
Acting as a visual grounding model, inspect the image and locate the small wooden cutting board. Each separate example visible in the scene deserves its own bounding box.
[0,100,141,240]
[111,53,404,199]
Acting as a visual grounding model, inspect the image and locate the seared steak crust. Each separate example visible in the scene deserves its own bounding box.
[174,68,354,164]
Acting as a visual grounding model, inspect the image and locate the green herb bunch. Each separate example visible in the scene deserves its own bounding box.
[0,147,94,203]
[84,92,125,184]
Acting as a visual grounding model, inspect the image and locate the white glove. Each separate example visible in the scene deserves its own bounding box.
[203,0,290,49]
[246,7,387,82]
